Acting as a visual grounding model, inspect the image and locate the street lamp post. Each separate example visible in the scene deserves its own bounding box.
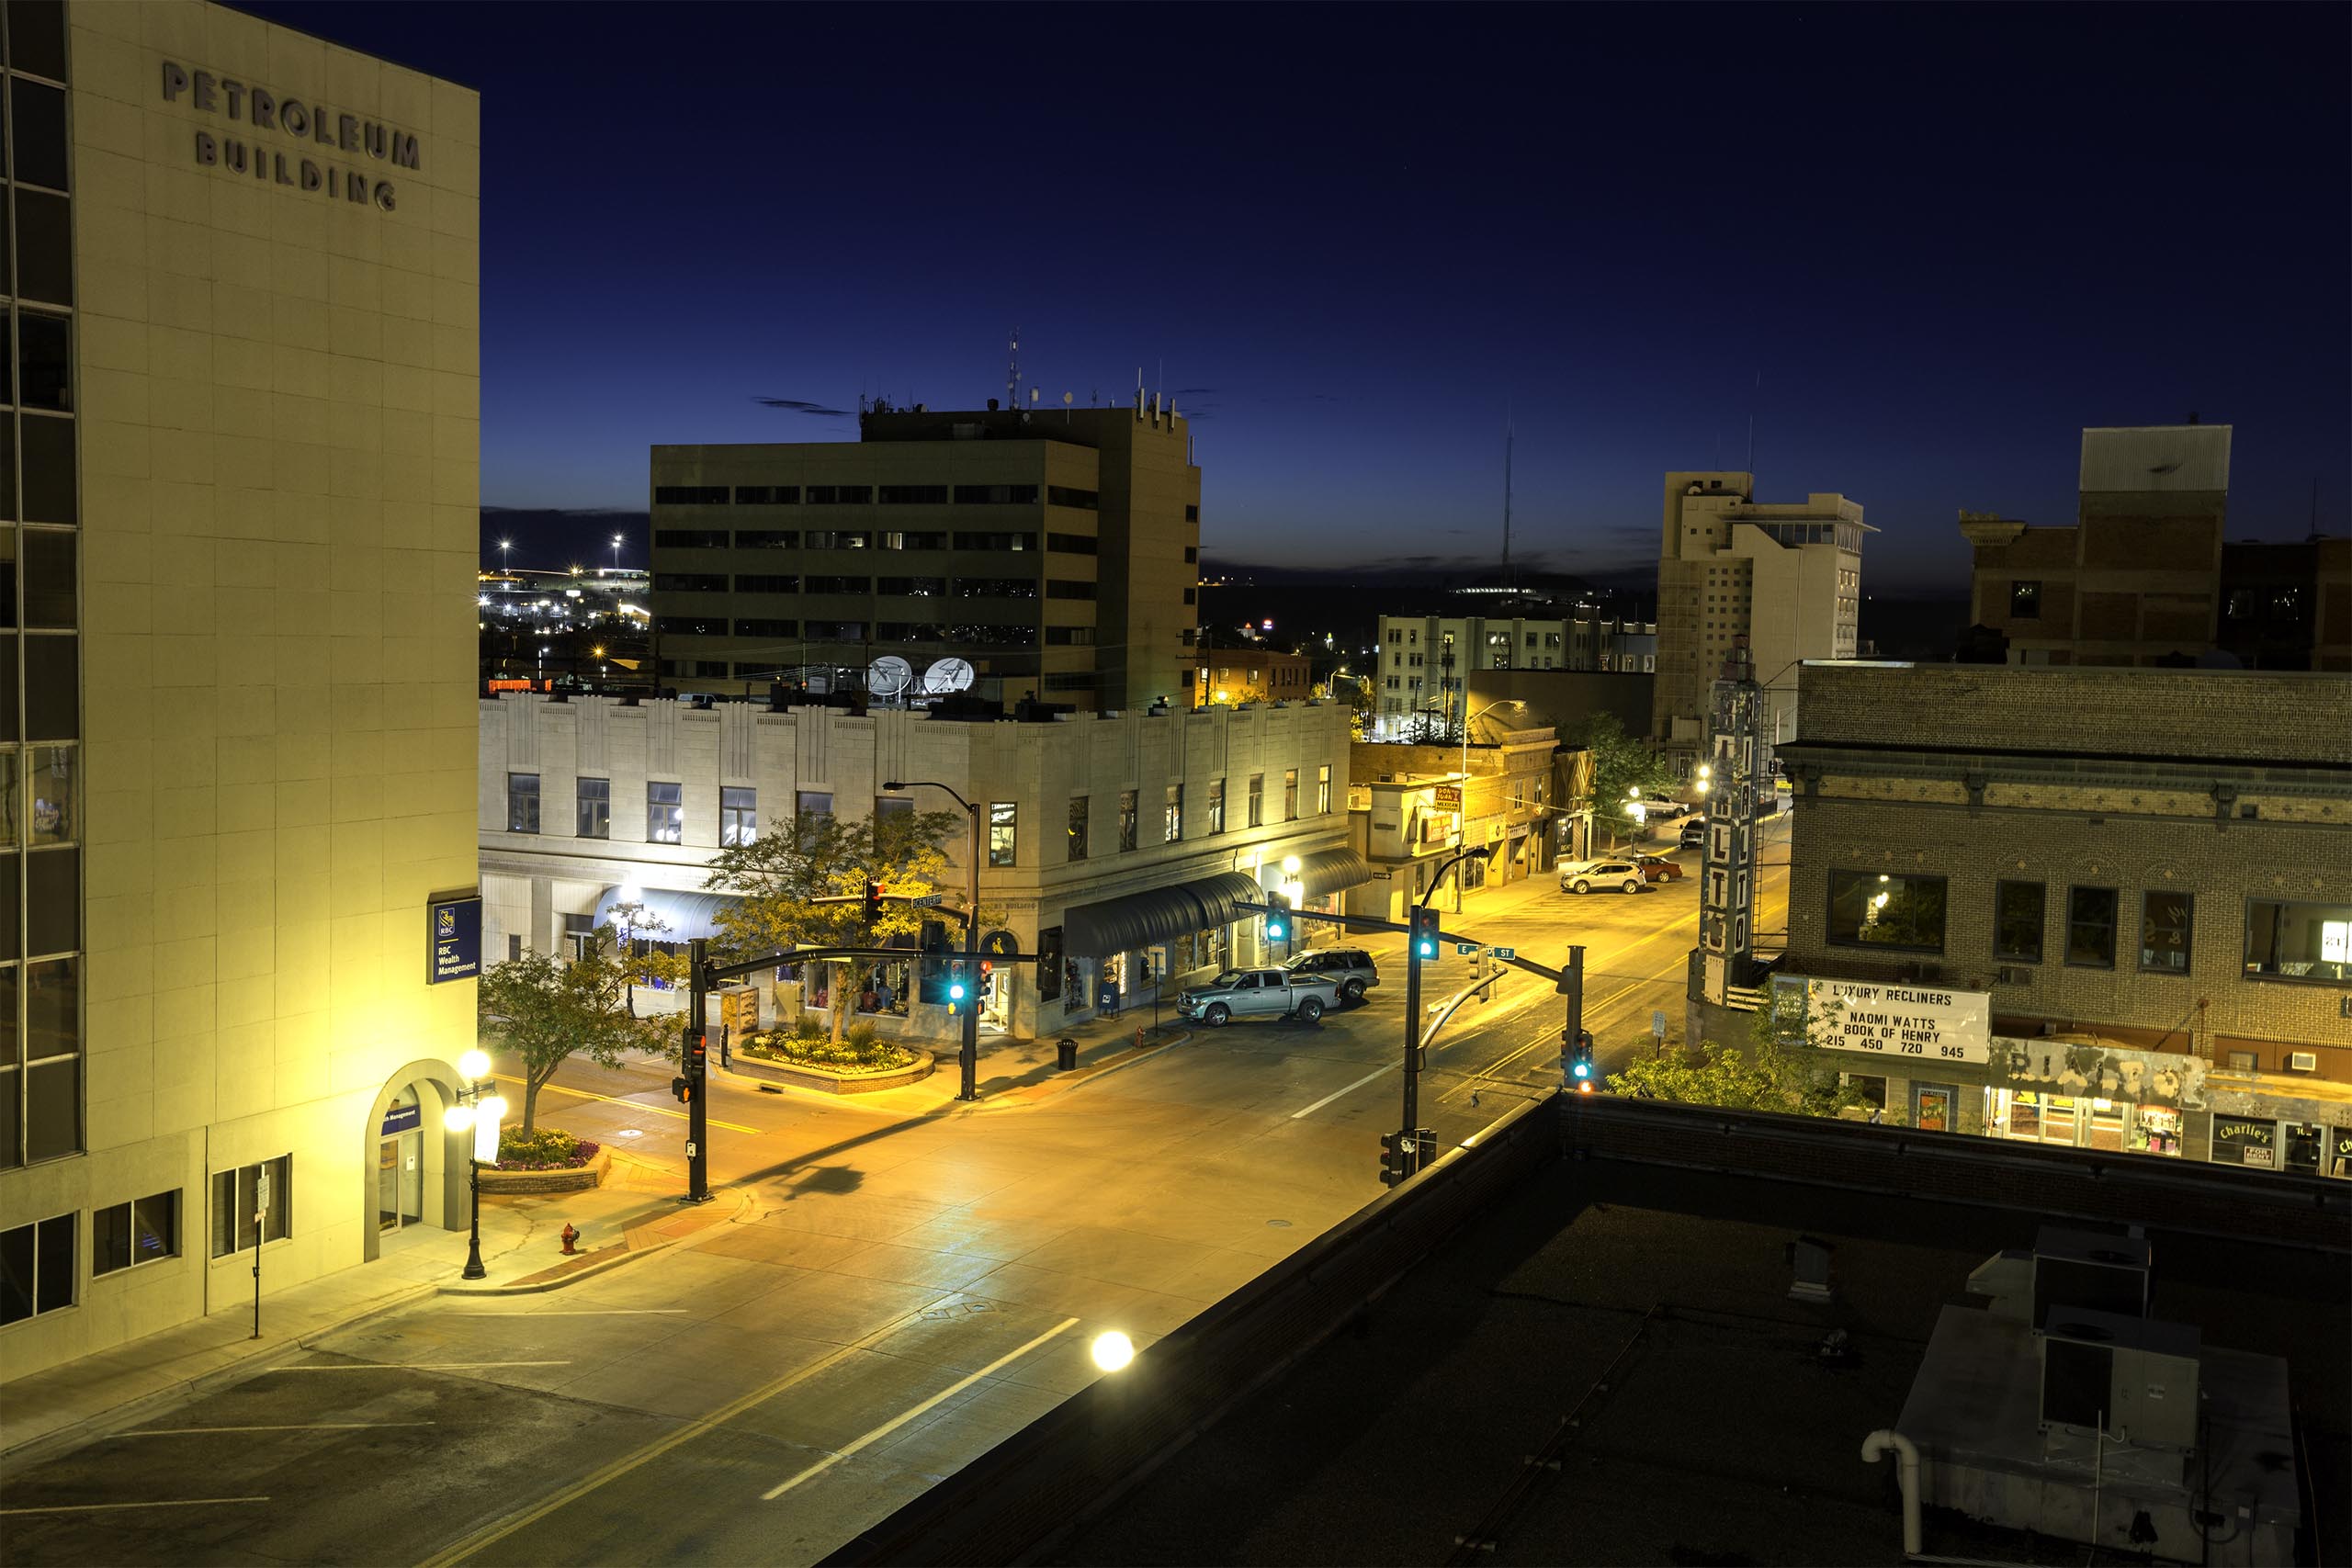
[442,1048,506,1281]
[884,780,983,1101]
[1453,698,1524,912]
[611,533,624,575]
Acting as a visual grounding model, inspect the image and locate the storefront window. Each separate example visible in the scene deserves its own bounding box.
[2327,1127,2352,1179]
[2211,1115,2278,1168]
[2282,1122,2323,1175]
[2085,1099,2124,1152]
[2130,1107,2183,1157]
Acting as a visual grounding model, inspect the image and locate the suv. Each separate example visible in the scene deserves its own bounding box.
[1285,948,1380,1004]
[1679,818,1706,850]
[1558,859,1650,895]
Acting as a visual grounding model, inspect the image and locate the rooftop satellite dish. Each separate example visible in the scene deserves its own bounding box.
[866,654,913,697]
[922,657,976,695]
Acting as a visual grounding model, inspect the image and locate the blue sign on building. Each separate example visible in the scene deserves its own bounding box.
[380,1100,422,1136]
[429,896,482,985]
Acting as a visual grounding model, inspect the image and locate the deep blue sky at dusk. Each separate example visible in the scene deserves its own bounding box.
[246,2,2350,591]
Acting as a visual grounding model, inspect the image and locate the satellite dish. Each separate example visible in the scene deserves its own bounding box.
[866,655,913,697]
[922,658,976,695]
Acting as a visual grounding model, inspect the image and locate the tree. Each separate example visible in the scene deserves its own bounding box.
[703,807,971,1043]
[1607,987,1866,1118]
[1574,712,1679,849]
[476,927,669,1134]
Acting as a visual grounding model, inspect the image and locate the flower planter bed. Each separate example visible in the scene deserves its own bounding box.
[479,1147,609,1194]
[734,1049,935,1094]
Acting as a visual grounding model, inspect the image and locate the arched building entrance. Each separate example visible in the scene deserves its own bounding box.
[360,1061,470,1264]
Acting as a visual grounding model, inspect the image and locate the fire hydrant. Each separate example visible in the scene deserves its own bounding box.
[560,1224,580,1256]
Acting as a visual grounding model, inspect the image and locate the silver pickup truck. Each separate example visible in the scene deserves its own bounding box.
[1176,967,1342,1027]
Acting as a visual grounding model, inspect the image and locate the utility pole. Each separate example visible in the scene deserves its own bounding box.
[683,938,712,1202]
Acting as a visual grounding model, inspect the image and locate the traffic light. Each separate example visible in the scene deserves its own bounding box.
[947,962,968,1012]
[862,880,885,927]
[1265,891,1290,943]
[1379,1130,1409,1188]
[1410,904,1442,961]
[1565,1028,1596,1093]
[671,1075,694,1104]
[683,1028,707,1080]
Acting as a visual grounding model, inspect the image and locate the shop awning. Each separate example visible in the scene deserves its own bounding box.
[1292,846,1374,897]
[591,886,743,943]
[1061,871,1265,958]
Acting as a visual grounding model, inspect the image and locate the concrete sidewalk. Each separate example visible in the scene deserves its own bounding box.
[0,1150,744,1464]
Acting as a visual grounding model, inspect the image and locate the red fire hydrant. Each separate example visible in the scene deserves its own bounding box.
[560,1224,580,1256]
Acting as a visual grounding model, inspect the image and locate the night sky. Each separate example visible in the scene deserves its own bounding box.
[244,2,2350,592]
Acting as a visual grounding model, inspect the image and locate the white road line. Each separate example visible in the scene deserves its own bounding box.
[0,1496,271,1516]
[264,1360,573,1371]
[113,1422,438,1437]
[762,1317,1080,1501]
[1290,1063,1396,1119]
[447,1309,689,1316]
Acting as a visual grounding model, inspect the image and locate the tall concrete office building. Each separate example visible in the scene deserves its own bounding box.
[1651,472,1867,763]
[649,398,1202,712]
[1,2,478,1379]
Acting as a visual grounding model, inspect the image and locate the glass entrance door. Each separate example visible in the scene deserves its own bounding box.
[378,1139,401,1232]
[399,1131,424,1225]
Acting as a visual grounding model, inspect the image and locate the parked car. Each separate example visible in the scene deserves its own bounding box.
[1177,967,1345,1027]
[1557,859,1651,895]
[1284,948,1381,1004]
[1633,852,1685,883]
[1679,818,1706,850]
[1646,799,1698,822]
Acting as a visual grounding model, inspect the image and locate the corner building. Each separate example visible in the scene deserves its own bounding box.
[1,1,479,1380]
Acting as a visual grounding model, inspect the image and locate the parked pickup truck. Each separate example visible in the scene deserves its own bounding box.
[1176,967,1343,1027]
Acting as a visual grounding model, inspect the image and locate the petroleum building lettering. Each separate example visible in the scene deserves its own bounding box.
[161,60,419,210]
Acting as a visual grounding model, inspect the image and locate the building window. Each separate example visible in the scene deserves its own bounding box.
[874,795,913,823]
[1283,769,1298,821]
[1046,580,1097,600]
[576,778,611,840]
[2241,897,2351,984]
[1119,790,1139,852]
[985,802,1018,867]
[1046,533,1098,555]
[1826,870,1949,953]
[2010,581,2041,619]
[1317,765,1331,815]
[1046,485,1100,511]
[1207,778,1226,833]
[506,773,540,834]
[1068,796,1089,862]
[953,484,1040,505]
[0,1213,75,1325]
[2210,1115,2278,1169]
[209,1156,291,1258]
[1994,880,2043,962]
[653,529,729,549]
[805,486,872,506]
[734,486,799,506]
[93,1190,179,1277]
[805,575,871,595]
[2065,886,2118,968]
[877,484,949,505]
[1248,773,1264,828]
[1164,784,1183,843]
[721,786,758,847]
[734,619,797,639]
[2140,891,2192,973]
[734,574,797,594]
[953,532,1035,551]
[797,791,833,820]
[654,572,729,592]
[653,485,730,505]
[647,783,684,844]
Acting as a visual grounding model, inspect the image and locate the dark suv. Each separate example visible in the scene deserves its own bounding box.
[1284,948,1380,1003]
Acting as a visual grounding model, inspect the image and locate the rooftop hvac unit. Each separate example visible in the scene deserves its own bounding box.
[2038,1306,2200,1451]
[2288,1051,2317,1072]
[2033,1226,2150,1323]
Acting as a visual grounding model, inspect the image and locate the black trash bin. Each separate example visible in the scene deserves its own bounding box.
[1057,1037,1080,1071]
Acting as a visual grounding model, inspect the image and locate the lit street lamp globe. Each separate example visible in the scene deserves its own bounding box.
[1091,1330,1136,1372]
[458,1048,491,1083]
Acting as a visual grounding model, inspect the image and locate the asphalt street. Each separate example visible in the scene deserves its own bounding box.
[0,827,1786,1567]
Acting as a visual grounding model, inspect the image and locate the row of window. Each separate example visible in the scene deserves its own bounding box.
[654,482,1094,510]
[653,528,1053,555]
[1827,874,2349,984]
[2,1157,290,1326]
[506,768,1339,862]
[652,616,1047,648]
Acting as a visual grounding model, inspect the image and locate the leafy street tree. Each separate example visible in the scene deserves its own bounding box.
[1575,711,1681,848]
[476,926,669,1134]
[1606,987,1866,1118]
[703,807,973,1043]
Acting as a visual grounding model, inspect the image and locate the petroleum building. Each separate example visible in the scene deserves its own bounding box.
[647,400,1201,715]
[1763,661,2351,1174]
[1,3,479,1380]
[477,694,1364,1041]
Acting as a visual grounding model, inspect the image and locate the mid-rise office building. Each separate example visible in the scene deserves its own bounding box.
[1652,472,1866,761]
[1961,423,2349,671]
[2,3,479,1380]
[1375,613,1655,732]
[648,399,1201,714]
[1188,646,1313,708]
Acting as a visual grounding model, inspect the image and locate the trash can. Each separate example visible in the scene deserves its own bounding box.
[1057,1037,1079,1071]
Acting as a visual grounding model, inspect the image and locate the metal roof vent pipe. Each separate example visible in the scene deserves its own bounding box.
[1860,1429,1921,1556]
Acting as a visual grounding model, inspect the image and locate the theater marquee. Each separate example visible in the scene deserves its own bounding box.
[160,61,421,209]
[1778,976,1994,1066]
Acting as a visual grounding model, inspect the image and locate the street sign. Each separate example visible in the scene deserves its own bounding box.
[1492,946,1516,960]
[1455,942,1478,956]
[909,893,945,908]
[255,1171,271,1216]
[1652,1009,1668,1038]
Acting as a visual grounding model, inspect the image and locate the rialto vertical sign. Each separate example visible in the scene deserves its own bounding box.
[161,61,419,209]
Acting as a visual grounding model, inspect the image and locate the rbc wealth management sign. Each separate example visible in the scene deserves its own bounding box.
[428,896,483,986]
[1775,976,1992,1066]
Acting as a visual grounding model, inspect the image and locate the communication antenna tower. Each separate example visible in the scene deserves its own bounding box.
[1006,328,1020,412]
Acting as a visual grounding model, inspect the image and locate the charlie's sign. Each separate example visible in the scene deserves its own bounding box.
[162,62,419,210]
[1785,976,1993,1066]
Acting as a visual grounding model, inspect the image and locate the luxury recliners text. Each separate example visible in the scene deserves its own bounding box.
[160,61,421,210]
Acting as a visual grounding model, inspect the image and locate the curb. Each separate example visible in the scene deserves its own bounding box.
[435,1188,755,1296]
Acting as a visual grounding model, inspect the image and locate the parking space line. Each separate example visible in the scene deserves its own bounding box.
[1,1497,271,1516]
[762,1317,1080,1500]
[113,1422,438,1437]
[265,1360,572,1371]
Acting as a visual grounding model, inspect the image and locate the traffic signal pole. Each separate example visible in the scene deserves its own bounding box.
[684,937,712,1203]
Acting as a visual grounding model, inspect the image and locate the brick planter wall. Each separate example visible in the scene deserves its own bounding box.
[735,1050,935,1095]
[478,1148,609,1195]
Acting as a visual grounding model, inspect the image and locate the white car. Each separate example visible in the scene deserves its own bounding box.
[1558,859,1650,895]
